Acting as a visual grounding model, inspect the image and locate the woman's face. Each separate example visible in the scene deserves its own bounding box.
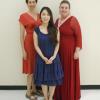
[27,0,37,9]
[59,3,70,18]
[41,10,50,24]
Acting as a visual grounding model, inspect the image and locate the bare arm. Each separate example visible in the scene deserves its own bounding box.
[33,31,48,61]
[19,23,25,52]
[48,30,60,63]
[53,30,60,58]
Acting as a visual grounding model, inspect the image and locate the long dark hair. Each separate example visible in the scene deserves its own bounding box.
[40,7,58,46]
[26,0,38,4]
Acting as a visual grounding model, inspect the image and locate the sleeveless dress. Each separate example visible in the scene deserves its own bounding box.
[19,13,41,74]
[34,27,64,86]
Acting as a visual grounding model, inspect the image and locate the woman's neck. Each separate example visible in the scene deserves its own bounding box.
[41,23,48,28]
[28,8,36,15]
[60,14,71,21]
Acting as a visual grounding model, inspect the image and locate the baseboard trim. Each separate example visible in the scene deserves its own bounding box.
[0,86,26,90]
[81,85,100,89]
[0,85,100,90]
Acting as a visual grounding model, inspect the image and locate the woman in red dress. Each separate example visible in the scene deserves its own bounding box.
[19,0,41,99]
[55,0,82,100]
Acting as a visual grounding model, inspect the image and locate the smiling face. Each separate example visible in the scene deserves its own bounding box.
[59,2,70,18]
[26,0,37,10]
[40,9,50,24]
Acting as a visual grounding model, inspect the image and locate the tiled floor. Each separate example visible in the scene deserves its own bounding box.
[0,90,100,100]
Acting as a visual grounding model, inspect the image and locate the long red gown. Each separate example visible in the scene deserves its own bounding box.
[55,16,82,100]
[19,12,41,74]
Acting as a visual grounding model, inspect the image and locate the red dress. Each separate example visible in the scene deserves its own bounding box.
[19,12,41,74]
[55,16,82,100]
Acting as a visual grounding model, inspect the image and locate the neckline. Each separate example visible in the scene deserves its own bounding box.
[38,27,48,35]
[58,16,72,28]
[26,12,38,22]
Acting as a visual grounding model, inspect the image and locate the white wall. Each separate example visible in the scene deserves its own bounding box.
[0,0,100,85]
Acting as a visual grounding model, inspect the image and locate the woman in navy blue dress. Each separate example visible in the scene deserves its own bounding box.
[33,7,63,100]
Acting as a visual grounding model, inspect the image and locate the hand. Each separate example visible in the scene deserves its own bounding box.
[74,50,79,60]
[23,50,27,60]
[48,56,56,64]
[43,57,49,64]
